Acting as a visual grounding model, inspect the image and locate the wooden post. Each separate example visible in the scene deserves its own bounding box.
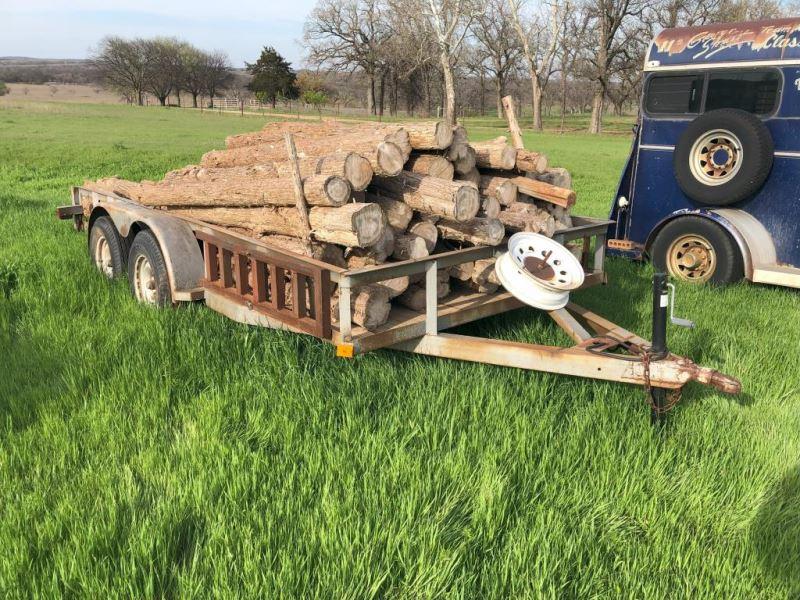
[284,133,314,254]
[502,95,525,150]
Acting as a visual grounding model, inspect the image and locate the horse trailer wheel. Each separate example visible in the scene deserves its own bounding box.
[674,108,773,206]
[651,216,743,285]
[88,216,126,278]
[127,230,172,307]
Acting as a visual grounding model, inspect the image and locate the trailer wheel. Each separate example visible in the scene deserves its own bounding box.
[651,216,743,285]
[89,216,126,278]
[128,230,172,306]
[674,108,773,206]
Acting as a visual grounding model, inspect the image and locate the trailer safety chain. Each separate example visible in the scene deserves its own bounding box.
[583,336,682,414]
[641,350,682,414]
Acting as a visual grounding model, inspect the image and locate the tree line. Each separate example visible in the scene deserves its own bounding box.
[92,37,233,107]
[302,0,790,133]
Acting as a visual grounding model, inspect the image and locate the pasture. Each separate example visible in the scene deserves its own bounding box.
[0,102,797,598]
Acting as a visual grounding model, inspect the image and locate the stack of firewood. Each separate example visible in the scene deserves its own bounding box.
[84,119,576,331]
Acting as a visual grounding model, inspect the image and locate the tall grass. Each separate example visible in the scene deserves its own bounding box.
[0,102,797,598]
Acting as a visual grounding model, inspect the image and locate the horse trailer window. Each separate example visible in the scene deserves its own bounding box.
[645,74,704,115]
[705,70,780,115]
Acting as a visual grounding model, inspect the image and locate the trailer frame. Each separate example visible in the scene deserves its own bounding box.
[61,186,741,407]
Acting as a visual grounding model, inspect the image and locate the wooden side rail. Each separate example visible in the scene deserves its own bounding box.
[196,231,332,339]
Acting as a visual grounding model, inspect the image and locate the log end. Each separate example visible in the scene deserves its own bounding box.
[323,175,353,206]
[453,183,481,222]
[344,153,374,191]
[375,142,405,177]
[434,121,455,149]
[353,202,386,247]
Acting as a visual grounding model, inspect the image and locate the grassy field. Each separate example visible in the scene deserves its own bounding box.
[0,102,798,598]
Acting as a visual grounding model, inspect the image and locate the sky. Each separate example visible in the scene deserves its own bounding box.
[0,0,319,68]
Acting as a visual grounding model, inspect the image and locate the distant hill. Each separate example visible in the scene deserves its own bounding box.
[0,57,100,85]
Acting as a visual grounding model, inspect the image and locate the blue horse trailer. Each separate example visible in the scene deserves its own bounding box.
[608,18,800,287]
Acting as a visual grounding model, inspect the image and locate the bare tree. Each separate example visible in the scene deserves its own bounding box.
[143,38,183,106]
[471,0,523,118]
[200,51,233,108]
[92,37,148,105]
[508,0,564,130]
[582,0,647,134]
[304,0,392,115]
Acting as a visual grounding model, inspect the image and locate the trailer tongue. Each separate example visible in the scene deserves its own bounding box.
[60,187,741,425]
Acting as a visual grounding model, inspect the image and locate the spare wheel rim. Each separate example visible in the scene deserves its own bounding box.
[495,252,570,310]
[689,128,743,186]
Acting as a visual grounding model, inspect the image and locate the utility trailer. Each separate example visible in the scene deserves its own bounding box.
[59,186,741,423]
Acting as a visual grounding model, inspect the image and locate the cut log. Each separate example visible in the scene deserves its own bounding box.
[456,167,481,187]
[264,235,346,267]
[447,126,476,175]
[472,137,517,170]
[407,220,438,253]
[332,284,391,331]
[89,173,351,208]
[513,176,576,208]
[472,258,500,287]
[392,233,430,261]
[345,255,409,298]
[397,276,450,311]
[516,150,548,174]
[437,217,505,246]
[370,171,479,222]
[479,176,518,207]
[534,167,572,189]
[499,208,556,236]
[169,152,372,192]
[346,225,396,262]
[405,153,455,180]
[479,195,501,219]
[365,193,413,231]
[450,261,474,282]
[170,202,384,247]
[403,122,454,149]
[202,138,404,177]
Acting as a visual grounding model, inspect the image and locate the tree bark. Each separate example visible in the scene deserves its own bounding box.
[515,150,549,174]
[89,173,352,208]
[589,86,604,135]
[392,233,430,261]
[437,217,505,246]
[370,171,479,222]
[479,175,518,206]
[499,207,556,236]
[472,138,517,170]
[440,51,457,126]
[168,203,384,248]
[405,153,454,180]
[501,95,525,149]
[511,176,576,208]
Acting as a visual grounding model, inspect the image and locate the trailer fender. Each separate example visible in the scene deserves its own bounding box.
[89,203,204,301]
[644,208,776,280]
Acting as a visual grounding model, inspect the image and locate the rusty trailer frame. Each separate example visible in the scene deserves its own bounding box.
[63,187,741,415]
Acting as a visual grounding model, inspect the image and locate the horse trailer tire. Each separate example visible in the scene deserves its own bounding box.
[651,216,744,285]
[127,230,172,307]
[674,108,773,206]
[89,216,127,278]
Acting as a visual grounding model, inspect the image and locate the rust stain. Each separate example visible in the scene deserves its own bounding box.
[654,18,800,60]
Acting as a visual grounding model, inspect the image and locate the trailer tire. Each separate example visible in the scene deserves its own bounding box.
[651,216,743,285]
[127,230,172,307]
[674,109,773,206]
[89,216,127,279]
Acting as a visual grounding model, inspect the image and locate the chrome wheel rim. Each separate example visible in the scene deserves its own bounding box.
[93,233,114,278]
[133,254,158,305]
[667,234,716,283]
[689,129,742,186]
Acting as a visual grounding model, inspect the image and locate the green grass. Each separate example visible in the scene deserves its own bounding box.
[0,102,798,598]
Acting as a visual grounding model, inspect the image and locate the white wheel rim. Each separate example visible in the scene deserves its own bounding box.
[93,233,114,278]
[133,254,158,305]
[495,233,585,310]
[689,129,743,186]
[496,253,570,310]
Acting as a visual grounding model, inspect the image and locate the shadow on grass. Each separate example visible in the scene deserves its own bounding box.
[751,466,800,595]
